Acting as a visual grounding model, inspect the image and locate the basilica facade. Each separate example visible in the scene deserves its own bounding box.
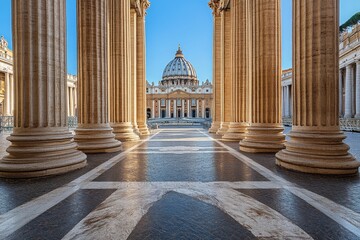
[146,47,213,119]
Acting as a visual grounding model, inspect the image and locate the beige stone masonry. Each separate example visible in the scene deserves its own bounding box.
[0,0,87,178]
[108,0,140,141]
[276,0,360,174]
[74,0,122,153]
[240,0,285,153]
[223,0,249,141]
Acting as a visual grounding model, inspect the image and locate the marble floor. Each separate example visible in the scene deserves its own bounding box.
[0,127,360,239]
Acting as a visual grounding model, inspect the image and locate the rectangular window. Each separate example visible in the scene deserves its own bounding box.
[177,99,181,106]
[161,99,165,107]
[192,99,196,106]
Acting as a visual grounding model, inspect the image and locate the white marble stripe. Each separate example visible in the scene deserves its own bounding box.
[135,147,226,150]
[128,151,229,154]
[198,130,360,238]
[81,181,283,190]
[0,131,162,239]
[63,186,312,240]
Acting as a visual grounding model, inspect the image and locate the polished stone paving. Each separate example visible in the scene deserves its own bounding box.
[0,127,360,239]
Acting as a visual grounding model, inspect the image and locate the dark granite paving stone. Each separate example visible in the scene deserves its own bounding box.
[0,152,120,215]
[95,152,269,182]
[237,151,360,214]
[7,189,116,240]
[238,189,359,240]
[128,191,256,240]
[142,141,223,148]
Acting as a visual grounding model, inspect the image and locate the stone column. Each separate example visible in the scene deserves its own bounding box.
[240,0,285,153]
[182,99,185,117]
[216,5,232,135]
[108,0,140,141]
[152,100,155,118]
[10,74,14,115]
[202,100,205,118]
[339,70,343,117]
[355,61,360,119]
[0,0,87,178]
[187,99,191,118]
[285,86,290,117]
[130,8,139,135]
[67,87,70,116]
[276,0,360,174]
[69,87,74,116]
[173,99,177,118]
[196,99,199,118]
[74,0,122,153]
[157,100,161,118]
[223,0,249,140]
[167,99,171,117]
[135,1,150,135]
[344,64,353,118]
[4,72,11,116]
[208,0,222,133]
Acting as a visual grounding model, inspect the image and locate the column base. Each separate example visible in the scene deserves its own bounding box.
[275,129,360,175]
[111,122,140,141]
[216,122,231,135]
[0,128,87,178]
[74,124,122,153]
[132,123,141,135]
[240,124,285,153]
[209,121,221,133]
[137,122,150,136]
[222,122,249,141]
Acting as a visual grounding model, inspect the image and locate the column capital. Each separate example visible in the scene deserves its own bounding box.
[346,64,353,70]
[131,0,150,17]
[209,0,229,16]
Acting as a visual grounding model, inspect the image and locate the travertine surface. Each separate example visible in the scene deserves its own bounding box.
[108,0,140,141]
[240,0,285,153]
[276,0,360,174]
[223,0,249,141]
[74,0,122,153]
[0,0,87,178]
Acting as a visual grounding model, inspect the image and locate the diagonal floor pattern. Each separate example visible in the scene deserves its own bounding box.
[0,127,360,240]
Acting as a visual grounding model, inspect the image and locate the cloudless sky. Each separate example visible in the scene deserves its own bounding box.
[0,0,359,81]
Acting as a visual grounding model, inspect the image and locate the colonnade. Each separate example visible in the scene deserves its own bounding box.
[2,72,14,116]
[340,62,360,118]
[0,0,150,178]
[209,0,359,174]
[150,98,206,118]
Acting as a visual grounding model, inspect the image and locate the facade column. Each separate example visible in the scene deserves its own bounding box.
[135,0,150,135]
[202,100,205,118]
[285,86,290,117]
[240,0,285,153]
[167,99,171,117]
[10,74,14,115]
[344,64,353,118]
[67,87,70,116]
[158,99,161,118]
[223,0,249,140]
[282,86,285,117]
[109,0,140,141]
[216,3,232,135]
[187,99,191,118]
[173,99,177,118]
[130,8,139,135]
[208,0,222,132]
[0,0,87,178]
[74,83,78,115]
[74,0,122,153]
[152,100,155,118]
[4,72,11,116]
[182,99,185,117]
[196,99,199,118]
[69,87,74,116]
[355,61,360,118]
[339,70,343,117]
[276,0,360,174]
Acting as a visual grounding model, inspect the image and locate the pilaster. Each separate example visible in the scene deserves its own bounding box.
[344,64,353,118]
[276,0,360,174]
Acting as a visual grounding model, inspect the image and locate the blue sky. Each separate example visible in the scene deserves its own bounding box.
[0,0,359,82]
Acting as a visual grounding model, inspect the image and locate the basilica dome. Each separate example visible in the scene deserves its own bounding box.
[162,46,197,81]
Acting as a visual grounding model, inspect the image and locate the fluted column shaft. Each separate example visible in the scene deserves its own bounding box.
[209,1,222,133]
[223,0,249,141]
[344,64,353,118]
[355,61,360,119]
[74,0,122,153]
[0,0,87,178]
[108,0,139,141]
[217,9,232,135]
[136,4,150,135]
[240,0,285,153]
[130,9,139,135]
[276,0,359,174]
